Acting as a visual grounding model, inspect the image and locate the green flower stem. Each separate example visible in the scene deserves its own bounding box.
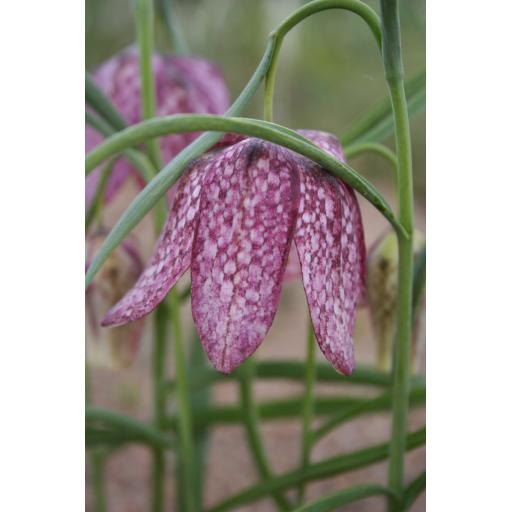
[297,323,316,504]
[163,390,425,429]
[345,142,398,172]
[207,427,425,512]
[151,304,169,512]
[132,0,162,169]
[239,360,291,511]
[402,471,426,510]
[294,484,399,512]
[164,360,425,391]
[380,0,415,508]
[263,0,382,123]
[167,289,196,512]
[85,157,117,230]
[159,0,188,54]
[85,72,127,131]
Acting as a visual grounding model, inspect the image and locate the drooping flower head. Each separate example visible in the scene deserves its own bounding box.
[86,231,145,368]
[85,47,230,210]
[101,131,366,375]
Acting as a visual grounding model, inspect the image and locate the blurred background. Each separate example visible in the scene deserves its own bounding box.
[86,1,425,510]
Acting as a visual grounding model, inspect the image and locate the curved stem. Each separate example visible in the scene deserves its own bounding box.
[345,142,398,173]
[83,115,403,243]
[380,1,415,509]
[263,35,282,122]
[168,289,196,512]
[85,111,156,183]
[273,0,381,47]
[133,0,162,169]
[239,359,291,511]
[297,323,316,504]
[263,0,382,124]
[159,0,189,54]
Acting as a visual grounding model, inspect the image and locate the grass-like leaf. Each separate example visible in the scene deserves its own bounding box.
[341,70,425,146]
[85,72,127,132]
[207,427,425,512]
[86,406,173,449]
[294,484,399,512]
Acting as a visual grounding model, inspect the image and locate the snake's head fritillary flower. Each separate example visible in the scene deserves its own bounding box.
[86,231,145,369]
[102,130,365,375]
[366,229,425,372]
[85,47,230,210]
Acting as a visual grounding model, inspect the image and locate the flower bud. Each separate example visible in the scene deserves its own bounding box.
[366,229,425,372]
[86,231,144,369]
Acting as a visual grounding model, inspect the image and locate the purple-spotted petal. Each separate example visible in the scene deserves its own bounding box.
[298,129,346,162]
[293,158,365,375]
[102,157,214,326]
[191,140,300,373]
[85,48,230,209]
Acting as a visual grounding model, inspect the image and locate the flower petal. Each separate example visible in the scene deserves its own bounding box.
[298,129,346,162]
[86,49,230,208]
[102,157,214,326]
[191,140,300,373]
[293,159,365,375]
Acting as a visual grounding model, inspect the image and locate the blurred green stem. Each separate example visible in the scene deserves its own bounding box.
[159,0,189,54]
[296,323,316,504]
[168,289,197,512]
[380,1,415,509]
[345,142,398,173]
[239,359,291,511]
[133,0,162,169]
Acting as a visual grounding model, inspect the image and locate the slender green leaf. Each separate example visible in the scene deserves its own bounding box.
[165,361,425,392]
[86,406,173,449]
[313,384,425,442]
[85,72,127,132]
[164,391,425,429]
[403,471,426,510]
[207,427,426,512]
[341,70,425,146]
[294,484,398,512]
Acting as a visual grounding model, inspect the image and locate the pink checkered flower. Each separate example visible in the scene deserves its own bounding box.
[101,131,366,375]
[86,47,230,210]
